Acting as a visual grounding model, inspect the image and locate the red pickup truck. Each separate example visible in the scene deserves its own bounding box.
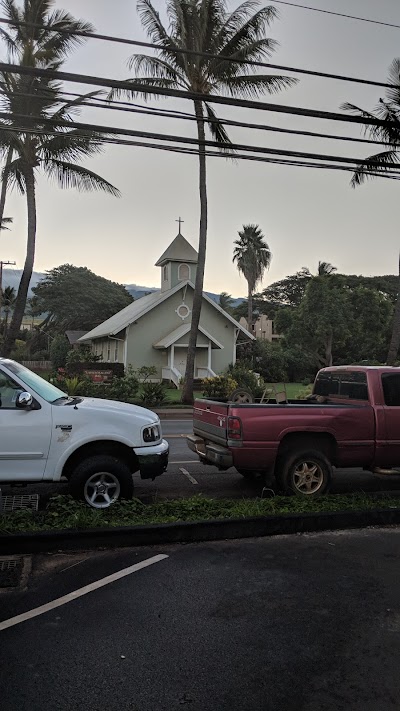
[187,366,400,496]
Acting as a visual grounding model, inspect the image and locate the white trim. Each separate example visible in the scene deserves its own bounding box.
[178,263,191,281]
[199,286,255,339]
[208,342,212,370]
[154,323,224,350]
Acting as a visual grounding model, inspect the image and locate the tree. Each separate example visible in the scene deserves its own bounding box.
[117,0,295,403]
[218,291,233,314]
[0,0,120,356]
[233,224,272,330]
[282,276,351,368]
[1,285,16,334]
[317,261,337,276]
[342,59,400,364]
[50,333,70,369]
[31,264,133,332]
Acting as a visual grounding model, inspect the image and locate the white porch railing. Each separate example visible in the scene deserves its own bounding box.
[162,366,182,389]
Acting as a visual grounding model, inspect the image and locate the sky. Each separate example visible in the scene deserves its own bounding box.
[1,0,400,296]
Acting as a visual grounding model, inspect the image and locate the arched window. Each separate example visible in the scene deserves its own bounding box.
[163,265,168,281]
[178,263,190,281]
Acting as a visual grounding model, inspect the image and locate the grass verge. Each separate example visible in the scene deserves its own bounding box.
[1,493,400,535]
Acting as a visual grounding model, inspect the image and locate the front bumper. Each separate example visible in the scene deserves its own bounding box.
[134,439,169,480]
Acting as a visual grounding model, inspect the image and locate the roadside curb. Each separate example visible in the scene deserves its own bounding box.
[2,506,400,554]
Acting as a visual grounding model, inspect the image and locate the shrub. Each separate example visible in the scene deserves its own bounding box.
[296,384,313,399]
[104,366,139,402]
[202,375,238,399]
[139,381,167,407]
[50,335,71,369]
[227,363,265,398]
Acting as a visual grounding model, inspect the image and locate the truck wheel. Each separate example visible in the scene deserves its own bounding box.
[69,455,134,508]
[278,449,332,496]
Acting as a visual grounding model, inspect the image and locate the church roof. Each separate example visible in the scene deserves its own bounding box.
[79,281,254,343]
[155,233,198,266]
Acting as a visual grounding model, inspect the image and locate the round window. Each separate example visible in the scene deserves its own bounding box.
[177,304,190,320]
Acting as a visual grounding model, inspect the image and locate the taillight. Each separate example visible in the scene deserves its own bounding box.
[228,416,242,440]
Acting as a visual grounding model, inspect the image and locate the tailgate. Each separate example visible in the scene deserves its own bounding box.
[193,399,229,445]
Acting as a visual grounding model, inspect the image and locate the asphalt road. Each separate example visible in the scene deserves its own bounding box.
[3,418,400,502]
[1,528,400,710]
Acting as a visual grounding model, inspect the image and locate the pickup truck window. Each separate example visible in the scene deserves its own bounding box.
[314,370,368,400]
[2,362,66,403]
[382,373,400,406]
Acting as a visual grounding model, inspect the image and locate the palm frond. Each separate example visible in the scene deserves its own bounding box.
[204,102,234,154]
[108,77,182,102]
[0,216,13,230]
[341,100,399,144]
[217,6,279,59]
[0,27,19,56]
[44,159,120,196]
[386,57,400,106]
[4,156,25,194]
[128,54,188,88]
[39,130,104,162]
[350,149,400,187]
[222,73,296,98]
[51,91,102,121]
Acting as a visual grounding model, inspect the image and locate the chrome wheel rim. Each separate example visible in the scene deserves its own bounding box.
[292,461,324,495]
[84,472,120,508]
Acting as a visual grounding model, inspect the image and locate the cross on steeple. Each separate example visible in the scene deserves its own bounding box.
[176,216,184,234]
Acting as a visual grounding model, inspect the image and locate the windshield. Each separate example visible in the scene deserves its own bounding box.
[3,360,67,403]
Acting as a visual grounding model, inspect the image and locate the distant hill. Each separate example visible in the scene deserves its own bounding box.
[3,270,245,306]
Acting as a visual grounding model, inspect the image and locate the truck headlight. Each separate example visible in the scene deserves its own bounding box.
[142,425,160,443]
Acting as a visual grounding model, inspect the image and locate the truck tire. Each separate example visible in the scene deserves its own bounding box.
[69,455,134,509]
[277,449,332,496]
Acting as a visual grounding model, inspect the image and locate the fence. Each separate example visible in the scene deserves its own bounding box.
[21,361,52,371]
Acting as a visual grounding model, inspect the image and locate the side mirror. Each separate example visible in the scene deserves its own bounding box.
[16,391,33,409]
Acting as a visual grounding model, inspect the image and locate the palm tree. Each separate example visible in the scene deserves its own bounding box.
[317,261,337,276]
[117,0,295,403]
[219,291,233,313]
[0,0,120,356]
[342,59,400,364]
[233,223,271,330]
[2,284,15,334]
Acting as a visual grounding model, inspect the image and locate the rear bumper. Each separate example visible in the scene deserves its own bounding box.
[134,439,169,480]
[187,435,233,469]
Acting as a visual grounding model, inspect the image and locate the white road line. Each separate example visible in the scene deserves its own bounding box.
[171,460,198,465]
[180,467,199,485]
[0,554,168,633]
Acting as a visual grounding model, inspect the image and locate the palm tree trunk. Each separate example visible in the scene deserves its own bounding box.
[0,147,13,320]
[3,167,36,357]
[182,100,208,405]
[387,253,400,366]
[247,283,253,333]
[0,147,13,227]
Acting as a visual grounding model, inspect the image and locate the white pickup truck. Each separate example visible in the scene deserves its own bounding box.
[0,358,169,508]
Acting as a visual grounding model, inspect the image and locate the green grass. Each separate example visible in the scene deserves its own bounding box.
[1,492,399,535]
[263,383,309,399]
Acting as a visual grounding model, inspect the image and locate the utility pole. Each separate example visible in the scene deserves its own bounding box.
[0,260,16,318]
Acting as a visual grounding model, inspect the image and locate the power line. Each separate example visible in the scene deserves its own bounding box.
[2,121,400,181]
[7,87,391,148]
[0,62,390,128]
[272,1,400,30]
[0,16,394,90]
[1,111,398,175]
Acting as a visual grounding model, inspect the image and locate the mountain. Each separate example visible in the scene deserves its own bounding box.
[2,270,245,306]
